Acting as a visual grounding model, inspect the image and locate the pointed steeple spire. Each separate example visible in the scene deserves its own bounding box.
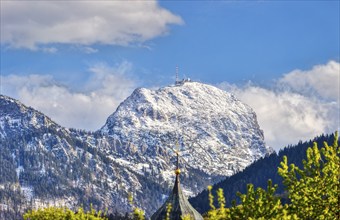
[175,141,180,176]
[151,141,203,220]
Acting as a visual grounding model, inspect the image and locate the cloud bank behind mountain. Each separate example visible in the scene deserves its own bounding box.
[1,61,338,150]
[219,61,339,150]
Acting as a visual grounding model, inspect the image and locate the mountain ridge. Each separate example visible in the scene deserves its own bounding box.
[0,82,271,218]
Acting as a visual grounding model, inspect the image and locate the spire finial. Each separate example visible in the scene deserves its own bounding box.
[175,141,180,175]
[175,66,179,85]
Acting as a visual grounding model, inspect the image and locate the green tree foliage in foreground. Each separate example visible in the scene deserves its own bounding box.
[23,206,106,220]
[278,132,339,219]
[128,192,145,220]
[206,131,339,219]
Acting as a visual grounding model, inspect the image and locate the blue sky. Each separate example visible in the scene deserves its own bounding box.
[1,0,339,150]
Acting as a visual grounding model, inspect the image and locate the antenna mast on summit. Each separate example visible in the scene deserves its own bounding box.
[176,66,179,85]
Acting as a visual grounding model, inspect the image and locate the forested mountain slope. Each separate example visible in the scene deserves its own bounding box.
[189,133,339,214]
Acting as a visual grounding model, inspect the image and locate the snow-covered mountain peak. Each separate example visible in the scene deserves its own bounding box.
[101,82,271,177]
[126,82,237,110]
[103,82,248,130]
[0,95,59,137]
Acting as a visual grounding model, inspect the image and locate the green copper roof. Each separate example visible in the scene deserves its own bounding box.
[151,170,203,220]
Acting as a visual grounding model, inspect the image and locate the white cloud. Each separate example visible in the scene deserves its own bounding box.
[279,60,339,101]
[0,1,183,50]
[1,62,137,130]
[81,46,98,54]
[219,61,340,151]
[41,47,58,54]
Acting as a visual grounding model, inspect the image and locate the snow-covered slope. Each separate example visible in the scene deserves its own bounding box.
[0,82,272,218]
[0,95,144,217]
[0,94,59,137]
[102,82,271,177]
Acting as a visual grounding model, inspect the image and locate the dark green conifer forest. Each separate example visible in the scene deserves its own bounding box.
[190,132,339,213]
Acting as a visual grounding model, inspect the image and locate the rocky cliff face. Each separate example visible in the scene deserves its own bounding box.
[0,82,272,218]
[102,82,270,177]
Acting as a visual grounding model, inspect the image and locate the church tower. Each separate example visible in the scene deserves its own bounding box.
[151,145,203,220]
